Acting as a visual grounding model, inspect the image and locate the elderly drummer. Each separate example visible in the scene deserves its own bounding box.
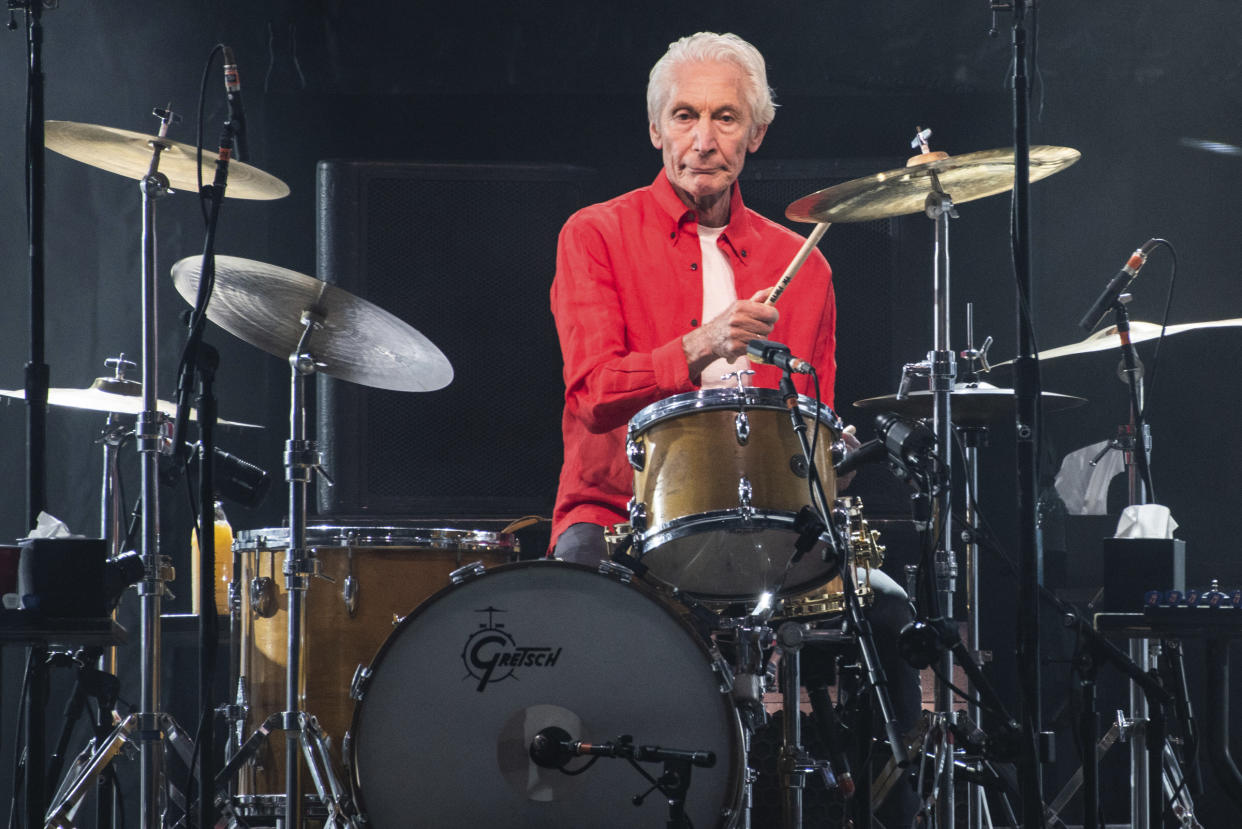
[548,31,920,823]
[551,31,844,558]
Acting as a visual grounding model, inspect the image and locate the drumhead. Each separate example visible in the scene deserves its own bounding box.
[233,523,517,553]
[628,387,841,435]
[348,560,742,828]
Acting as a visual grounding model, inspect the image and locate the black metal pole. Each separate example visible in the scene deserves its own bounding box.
[19,6,50,827]
[1008,1,1046,824]
[196,344,220,829]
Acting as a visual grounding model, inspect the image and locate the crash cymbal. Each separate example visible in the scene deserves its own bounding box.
[0,377,263,428]
[786,145,1080,224]
[44,120,290,201]
[853,381,1086,425]
[170,255,453,393]
[994,318,1242,366]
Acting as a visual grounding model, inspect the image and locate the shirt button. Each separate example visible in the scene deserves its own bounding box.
[690,319,699,327]
[741,249,748,257]
[669,231,676,239]
[690,263,698,271]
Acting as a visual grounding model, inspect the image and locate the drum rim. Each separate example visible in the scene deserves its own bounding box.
[627,387,841,434]
[233,524,517,551]
[345,558,745,826]
[635,510,840,600]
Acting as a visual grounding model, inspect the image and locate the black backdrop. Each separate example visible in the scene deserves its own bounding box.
[1,2,1240,824]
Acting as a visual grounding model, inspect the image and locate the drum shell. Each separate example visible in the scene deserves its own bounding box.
[347,560,744,828]
[628,389,841,599]
[231,525,515,799]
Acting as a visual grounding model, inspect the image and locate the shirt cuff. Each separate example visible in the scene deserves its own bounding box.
[652,336,696,395]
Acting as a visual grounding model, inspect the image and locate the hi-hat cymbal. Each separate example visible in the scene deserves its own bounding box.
[853,381,1086,425]
[0,377,262,427]
[170,255,453,393]
[44,120,290,200]
[786,145,1081,224]
[994,318,1242,367]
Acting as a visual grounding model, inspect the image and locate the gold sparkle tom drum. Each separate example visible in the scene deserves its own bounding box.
[626,387,842,601]
[230,523,516,803]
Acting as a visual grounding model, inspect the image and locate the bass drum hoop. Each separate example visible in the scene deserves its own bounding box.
[346,559,744,828]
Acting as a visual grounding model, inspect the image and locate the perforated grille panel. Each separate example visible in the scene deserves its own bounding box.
[317,162,596,517]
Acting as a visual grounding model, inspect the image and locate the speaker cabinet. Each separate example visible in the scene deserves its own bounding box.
[316,161,596,518]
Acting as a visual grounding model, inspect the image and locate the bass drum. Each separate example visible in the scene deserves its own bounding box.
[347,560,744,828]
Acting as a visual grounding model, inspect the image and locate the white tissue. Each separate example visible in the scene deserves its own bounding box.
[1054,441,1125,515]
[27,511,74,539]
[1114,504,1178,539]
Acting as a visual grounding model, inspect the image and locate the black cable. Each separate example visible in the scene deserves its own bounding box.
[1137,238,1176,420]
[196,44,226,225]
[8,648,35,829]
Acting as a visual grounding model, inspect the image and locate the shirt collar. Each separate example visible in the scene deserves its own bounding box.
[651,170,759,259]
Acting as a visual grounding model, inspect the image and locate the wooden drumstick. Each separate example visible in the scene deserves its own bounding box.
[764,221,830,305]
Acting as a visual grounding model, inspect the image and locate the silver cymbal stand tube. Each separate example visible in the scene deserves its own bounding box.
[284,310,325,829]
[925,177,958,828]
[137,108,174,829]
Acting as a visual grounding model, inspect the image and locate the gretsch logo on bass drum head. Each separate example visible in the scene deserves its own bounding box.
[461,606,563,692]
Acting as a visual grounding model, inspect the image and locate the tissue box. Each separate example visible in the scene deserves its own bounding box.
[18,538,108,618]
[1099,538,1185,612]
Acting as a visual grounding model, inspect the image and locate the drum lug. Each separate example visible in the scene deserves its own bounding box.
[737,476,753,511]
[342,574,358,617]
[597,560,635,584]
[249,576,278,618]
[349,664,372,702]
[626,434,645,471]
[734,410,750,445]
[627,498,647,535]
[449,560,487,585]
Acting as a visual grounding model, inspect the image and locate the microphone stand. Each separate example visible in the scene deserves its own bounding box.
[776,372,908,829]
[989,1,1048,822]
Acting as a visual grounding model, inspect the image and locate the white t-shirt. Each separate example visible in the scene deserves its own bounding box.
[697,224,750,388]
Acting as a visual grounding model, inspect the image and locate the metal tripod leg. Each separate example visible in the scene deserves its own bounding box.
[45,715,139,829]
[214,711,360,828]
[44,712,198,829]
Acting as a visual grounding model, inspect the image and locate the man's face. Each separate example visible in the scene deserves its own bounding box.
[650,60,767,215]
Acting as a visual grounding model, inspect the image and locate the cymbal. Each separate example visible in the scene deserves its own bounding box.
[994,318,1242,366]
[853,381,1087,425]
[0,377,262,427]
[44,120,290,201]
[786,145,1081,224]
[170,255,453,393]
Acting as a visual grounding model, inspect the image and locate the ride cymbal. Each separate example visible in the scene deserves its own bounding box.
[993,318,1242,366]
[170,255,453,392]
[0,378,262,428]
[853,381,1086,425]
[45,120,290,200]
[786,145,1080,224]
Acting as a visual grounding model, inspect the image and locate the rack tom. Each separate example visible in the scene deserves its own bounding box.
[627,388,842,600]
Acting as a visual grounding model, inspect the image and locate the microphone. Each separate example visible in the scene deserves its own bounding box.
[746,338,812,374]
[1077,239,1159,332]
[222,46,247,161]
[529,726,574,769]
[833,413,937,477]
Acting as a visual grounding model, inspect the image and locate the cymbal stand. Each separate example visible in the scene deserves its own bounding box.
[1111,299,1156,829]
[900,163,960,828]
[959,304,993,829]
[213,311,354,828]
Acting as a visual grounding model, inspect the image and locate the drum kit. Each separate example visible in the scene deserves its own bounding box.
[19,103,1242,829]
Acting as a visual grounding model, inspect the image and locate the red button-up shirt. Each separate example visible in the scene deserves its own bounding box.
[550,171,837,548]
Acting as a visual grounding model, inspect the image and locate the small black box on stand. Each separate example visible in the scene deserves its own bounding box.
[1099,537,1185,612]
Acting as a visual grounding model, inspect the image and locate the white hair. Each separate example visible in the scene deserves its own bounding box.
[647,32,777,129]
